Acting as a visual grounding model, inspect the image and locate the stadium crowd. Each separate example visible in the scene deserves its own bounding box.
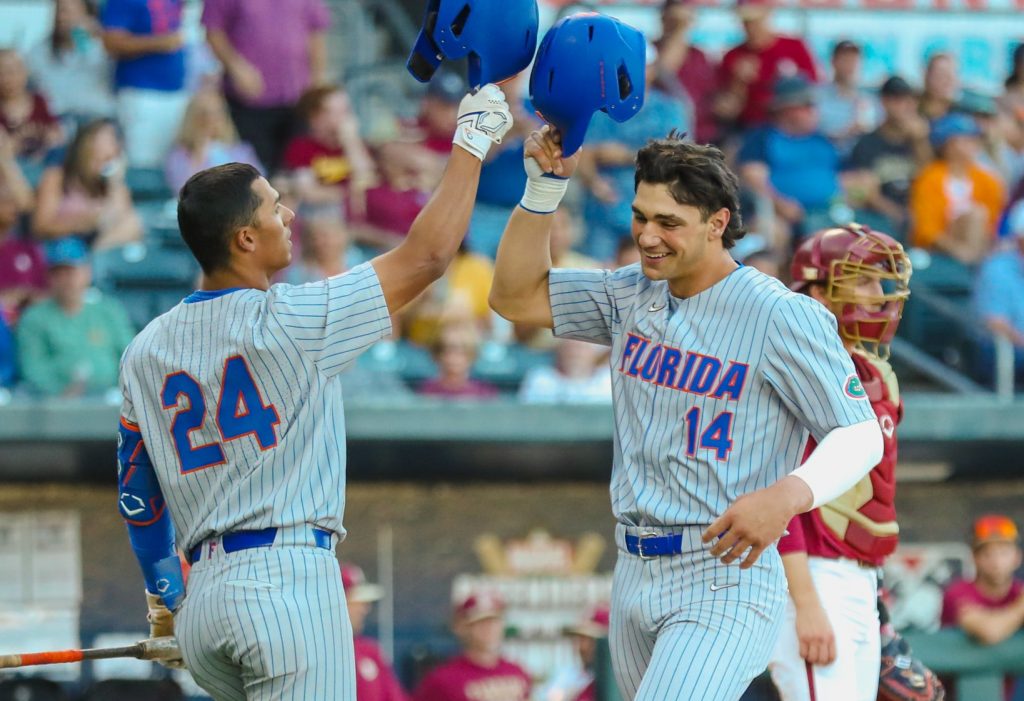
[0,0,1023,401]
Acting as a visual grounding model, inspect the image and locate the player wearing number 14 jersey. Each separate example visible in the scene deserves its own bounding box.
[115,85,515,700]
[489,129,884,701]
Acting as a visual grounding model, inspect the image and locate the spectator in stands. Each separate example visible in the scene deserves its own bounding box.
[579,43,690,261]
[0,128,43,316]
[958,89,1024,192]
[164,87,264,193]
[202,0,329,173]
[100,0,188,169]
[518,338,611,404]
[0,306,12,389]
[846,76,930,237]
[737,75,848,242]
[614,235,641,268]
[919,52,959,122]
[942,515,1024,646]
[973,200,1024,382]
[1001,43,1024,118]
[716,0,818,133]
[417,321,498,400]
[412,590,530,701]
[15,238,133,397]
[908,113,1005,265]
[403,243,494,347]
[413,71,465,158]
[341,563,409,701]
[359,140,435,245]
[283,205,362,285]
[32,118,142,255]
[732,232,782,279]
[539,603,611,701]
[26,0,116,126]
[0,49,63,164]
[653,0,717,145]
[816,39,879,158]
[282,85,376,216]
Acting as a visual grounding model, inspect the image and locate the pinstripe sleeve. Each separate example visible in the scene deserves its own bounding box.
[549,265,638,345]
[268,262,392,377]
[762,296,875,441]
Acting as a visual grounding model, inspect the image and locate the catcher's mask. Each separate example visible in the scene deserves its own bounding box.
[407,0,539,89]
[529,12,646,156]
[790,224,912,359]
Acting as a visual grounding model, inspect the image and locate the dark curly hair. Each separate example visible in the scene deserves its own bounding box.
[634,131,747,250]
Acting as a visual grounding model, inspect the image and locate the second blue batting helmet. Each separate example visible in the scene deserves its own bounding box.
[529,13,646,156]
[407,0,539,90]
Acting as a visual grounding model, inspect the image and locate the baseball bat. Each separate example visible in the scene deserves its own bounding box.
[0,636,181,669]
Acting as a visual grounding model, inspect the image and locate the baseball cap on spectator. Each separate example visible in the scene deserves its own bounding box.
[832,39,861,57]
[929,112,981,150]
[46,238,90,268]
[426,71,467,104]
[453,590,505,623]
[972,514,1019,550]
[879,76,915,98]
[565,603,610,638]
[957,88,999,117]
[736,0,774,20]
[340,563,384,603]
[769,75,816,111]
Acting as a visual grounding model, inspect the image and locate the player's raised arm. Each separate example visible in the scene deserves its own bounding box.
[489,127,580,329]
[371,85,513,315]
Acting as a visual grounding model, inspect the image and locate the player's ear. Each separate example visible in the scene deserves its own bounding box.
[707,208,729,241]
[235,225,258,254]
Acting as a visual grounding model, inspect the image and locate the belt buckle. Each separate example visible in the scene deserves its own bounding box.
[637,531,660,561]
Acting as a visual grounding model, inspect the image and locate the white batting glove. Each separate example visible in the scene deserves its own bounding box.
[145,591,186,669]
[453,84,514,162]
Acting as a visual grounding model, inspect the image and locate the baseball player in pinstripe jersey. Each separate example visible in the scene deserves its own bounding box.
[114,84,514,700]
[489,125,885,701]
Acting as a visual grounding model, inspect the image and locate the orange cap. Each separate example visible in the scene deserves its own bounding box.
[972,514,1019,549]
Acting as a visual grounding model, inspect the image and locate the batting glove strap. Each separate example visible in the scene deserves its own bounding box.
[519,158,569,214]
[145,591,186,669]
[452,84,514,162]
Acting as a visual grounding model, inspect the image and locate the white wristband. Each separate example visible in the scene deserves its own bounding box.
[519,173,569,214]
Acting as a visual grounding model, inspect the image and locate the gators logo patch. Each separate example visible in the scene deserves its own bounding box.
[844,374,867,399]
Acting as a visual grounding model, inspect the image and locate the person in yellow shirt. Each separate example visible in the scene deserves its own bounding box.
[402,242,494,347]
[908,113,1005,265]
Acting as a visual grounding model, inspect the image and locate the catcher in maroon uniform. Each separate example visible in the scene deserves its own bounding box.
[766,224,938,701]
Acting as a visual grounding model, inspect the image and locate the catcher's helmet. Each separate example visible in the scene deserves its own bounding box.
[529,12,646,156]
[407,0,539,89]
[790,224,912,356]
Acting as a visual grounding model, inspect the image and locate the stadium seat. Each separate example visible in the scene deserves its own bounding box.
[125,168,173,202]
[94,244,198,289]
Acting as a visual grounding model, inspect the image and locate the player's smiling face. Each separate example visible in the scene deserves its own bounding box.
[249,177,295,273]
[631,182,727,292]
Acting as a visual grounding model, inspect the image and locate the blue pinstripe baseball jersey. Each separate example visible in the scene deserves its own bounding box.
[549,262,875,527]
[119,262,391,554]
[550,262,875,701]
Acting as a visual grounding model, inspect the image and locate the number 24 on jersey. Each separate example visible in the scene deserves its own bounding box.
[161,355,280,473]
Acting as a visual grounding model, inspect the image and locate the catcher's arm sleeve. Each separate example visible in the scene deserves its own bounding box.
[790,418,883,510]
[118,419,185,611]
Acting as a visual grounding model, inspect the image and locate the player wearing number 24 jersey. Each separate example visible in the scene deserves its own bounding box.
[489,128,884,701]
[115,85,515,700]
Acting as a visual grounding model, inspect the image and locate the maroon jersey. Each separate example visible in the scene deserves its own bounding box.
[719,35,818,127]
[779,352,902,566]
[413,655,531,701]
[355,636,409,701]
[574,679,596,701]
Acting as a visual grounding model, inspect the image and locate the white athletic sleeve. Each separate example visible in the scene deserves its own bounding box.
[791,419,883,509]
[548,264,641,346]
[761,295,876,441]
[267,262,392,378]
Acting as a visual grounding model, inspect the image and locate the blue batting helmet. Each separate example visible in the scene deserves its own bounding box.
[529,13,646,156]
[407,0,539,90]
